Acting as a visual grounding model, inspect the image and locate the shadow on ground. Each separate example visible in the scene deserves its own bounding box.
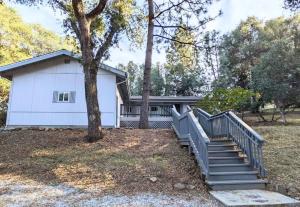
[0,128,209,197]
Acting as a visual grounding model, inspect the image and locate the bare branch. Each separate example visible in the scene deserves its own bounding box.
[153,34,196,46]
[154,24,191,30]
[154,0,186,19]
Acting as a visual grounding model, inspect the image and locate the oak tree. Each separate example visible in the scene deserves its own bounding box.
[14,0,136,141]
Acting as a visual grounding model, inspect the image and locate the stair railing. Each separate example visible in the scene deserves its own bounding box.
[172,106,210,178]
[195,108,267,177]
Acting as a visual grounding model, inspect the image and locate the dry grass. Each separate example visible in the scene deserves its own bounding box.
[0,128,209,197]
[244,112,300,126]
[242,111,300,197]
[253,125,300,198]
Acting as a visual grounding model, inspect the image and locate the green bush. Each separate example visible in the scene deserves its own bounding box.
[197,87,254,114]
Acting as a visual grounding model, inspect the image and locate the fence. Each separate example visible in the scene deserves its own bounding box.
[121,105,172,117]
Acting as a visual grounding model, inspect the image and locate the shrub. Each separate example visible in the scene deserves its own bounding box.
[197,87,254,114]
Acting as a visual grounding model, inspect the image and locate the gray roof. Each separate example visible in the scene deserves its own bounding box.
[0,50,126,79]
[130,96,201,103]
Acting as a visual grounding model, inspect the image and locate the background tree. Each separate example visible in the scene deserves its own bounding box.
[139,0,220,128]
[0,4,73,66]
[118,61,140,95]
[215,17,264,89]
[252,40,299,124]
[150,63,165,96]
[211,14,299,123]
[202,30,221,82]
[0,4,74,126]
[284,0,300,11]
[164,26,205,96]
[164,64,204,96]
[0,78,10,126]
[15,0,138,142]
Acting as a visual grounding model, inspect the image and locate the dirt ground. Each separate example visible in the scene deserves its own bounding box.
[0,128,220,206]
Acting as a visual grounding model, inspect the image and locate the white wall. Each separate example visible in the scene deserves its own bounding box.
[7,57,118,127]
[116,87,123,127]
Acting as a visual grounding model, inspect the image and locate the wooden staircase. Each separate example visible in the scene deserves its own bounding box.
[180,136,267,190]
[205,137,267,190]
[172,106,267,191]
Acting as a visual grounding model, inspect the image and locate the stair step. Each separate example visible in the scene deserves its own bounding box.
[208,171,258,181]
[209,163,252,172]
[208,144,237,151]
[209,140,234,145]
[207,179,267,190]
[179,138,190,146]
[210,137,230,141]
[208,144,237,147]
[209,157,245,164]
[208,149,242,157]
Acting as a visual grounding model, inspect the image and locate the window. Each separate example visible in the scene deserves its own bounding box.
[150,106,158,112]
[53,91,76,103]
[64,58,71,64]
[58,92,69,102]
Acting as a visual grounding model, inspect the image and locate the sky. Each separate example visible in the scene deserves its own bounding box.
[8,0,293,67]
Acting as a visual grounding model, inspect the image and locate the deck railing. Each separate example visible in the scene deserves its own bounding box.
[121,105,172,117]
[194,108,267,177]
[172,106,210,178]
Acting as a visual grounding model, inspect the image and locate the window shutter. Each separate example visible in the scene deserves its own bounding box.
[52,91,58,103]
[70,91,76,103]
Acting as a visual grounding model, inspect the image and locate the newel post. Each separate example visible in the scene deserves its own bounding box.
[210,119,213,137]
[226,116,230,138]
[248,138,253,166]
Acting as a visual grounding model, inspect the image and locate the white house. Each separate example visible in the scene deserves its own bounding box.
[0,50,201,128]
[0,50,129,128]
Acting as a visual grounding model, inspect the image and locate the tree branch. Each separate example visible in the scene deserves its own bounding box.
[154,24,191,30]
[153,34,196,46]
[86,0,108,20]
[68,19,81,40]
[72,0,85,19]
[154,0,186,19]
[95,18,120,63]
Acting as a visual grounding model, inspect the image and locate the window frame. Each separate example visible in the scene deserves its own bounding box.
[150,106,158,112]
[57,91,70,103]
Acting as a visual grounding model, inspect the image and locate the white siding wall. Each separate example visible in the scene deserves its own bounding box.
[116,87,124,127]
[7,57,118,127]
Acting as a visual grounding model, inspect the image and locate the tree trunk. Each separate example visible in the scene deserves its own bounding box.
[257,110,267,122]
[83,61,102,142]
[75,8,102,142]
[279,107,287,125]
[271,106,276,121]
[139,0,154,129]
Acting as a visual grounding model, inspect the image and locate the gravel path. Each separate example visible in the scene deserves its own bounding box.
[0,180,221,207]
